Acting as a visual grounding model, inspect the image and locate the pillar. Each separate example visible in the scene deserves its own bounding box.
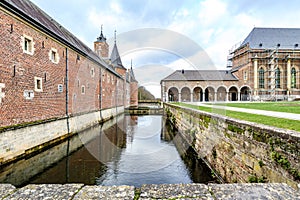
[190,93,193,102]
[238,92,241,101]
[202,92,205,102]
[179,93,181,102]
[162,82,165,102]
[253,56,258,96]
[226,92,229,102]
[214,92,217,102]
[287,59,291,95]
[270,62,275,93]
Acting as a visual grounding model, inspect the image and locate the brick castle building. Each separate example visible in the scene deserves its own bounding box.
[0,0,138,128]
[161,28,300,102]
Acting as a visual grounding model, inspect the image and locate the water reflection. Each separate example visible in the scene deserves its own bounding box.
[0,114,214,187]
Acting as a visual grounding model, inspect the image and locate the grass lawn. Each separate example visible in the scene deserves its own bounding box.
[210,101,300,114]
[173,102,300,132]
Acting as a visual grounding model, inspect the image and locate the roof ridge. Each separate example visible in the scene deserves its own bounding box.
[2,0,120,76]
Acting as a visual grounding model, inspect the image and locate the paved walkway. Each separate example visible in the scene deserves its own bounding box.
[190,102,300,121]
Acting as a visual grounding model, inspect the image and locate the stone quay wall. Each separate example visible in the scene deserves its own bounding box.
[0,106,124,167]
[164,103,300,189]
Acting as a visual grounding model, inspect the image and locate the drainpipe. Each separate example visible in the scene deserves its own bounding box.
[65,48,70,134]
[115,78,118,116]
[99,67,103,121]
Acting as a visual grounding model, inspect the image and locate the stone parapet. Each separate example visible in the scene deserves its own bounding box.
[0,183,299,199]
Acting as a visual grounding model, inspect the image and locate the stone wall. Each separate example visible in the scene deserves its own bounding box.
[0,183,299,199]
[164,103,300,189]
[0,106,124,167]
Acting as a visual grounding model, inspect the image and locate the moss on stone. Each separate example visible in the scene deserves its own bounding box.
[227,124,244,134]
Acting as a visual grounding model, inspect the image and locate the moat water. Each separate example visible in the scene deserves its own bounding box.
[0,115,214,187]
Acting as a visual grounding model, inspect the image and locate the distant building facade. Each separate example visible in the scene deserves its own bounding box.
[0,0,138,128]
[161,28,300,102]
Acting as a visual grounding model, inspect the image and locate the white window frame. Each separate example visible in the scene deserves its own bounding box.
[91,68,95,77]
[34,77,43,92]
[81,85,85,94]
[243,71,248,80]
[21,34,35,55]
[49,48,60,64]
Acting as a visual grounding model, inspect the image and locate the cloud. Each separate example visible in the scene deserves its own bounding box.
[30,0,300,98]
[198,0,227,26]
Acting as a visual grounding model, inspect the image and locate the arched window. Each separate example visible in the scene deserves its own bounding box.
[275,68,281,88]
[258,67,265,88]
[291,67,296,88]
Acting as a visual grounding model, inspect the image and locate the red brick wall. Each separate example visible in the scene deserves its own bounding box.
[0,9,66,126]
[0,8,130,128]
[130,82,138,107]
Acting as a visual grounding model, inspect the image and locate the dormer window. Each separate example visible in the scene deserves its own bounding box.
[22,35,35,55]
[49,48,59,64]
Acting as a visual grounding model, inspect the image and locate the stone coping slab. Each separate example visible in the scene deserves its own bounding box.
[139,183,213,199]
[209,183,299,200]
[73,185,135,200]
[0,183,299,199]
[3,184,84,200]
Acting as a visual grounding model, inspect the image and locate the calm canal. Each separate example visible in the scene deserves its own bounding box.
[0,114,215,187]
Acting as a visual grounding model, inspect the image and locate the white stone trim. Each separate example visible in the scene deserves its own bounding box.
[49,48,60,64]
[0,83,5,103]
[34,77,43,92]
[81,85,85,94]
[21,34,35,55]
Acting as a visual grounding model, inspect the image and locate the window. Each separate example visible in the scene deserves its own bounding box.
[24,90,34,100]
[81,85,85,94]
[243,71,248,80]
[34,77,43,92]
[258,67,265,88]
[275,68,281,88]
[291,67,296,88]
[49,48,59,64]
[90,68,95,77]
[22,35,34,55]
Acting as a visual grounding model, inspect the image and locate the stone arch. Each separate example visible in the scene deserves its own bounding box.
[228,85,238,101]
[192,86,203,102]
[204,86,215,102]
[240,85,251,101]
[168,87,179,102]
[181,87,191,102]
[216,86,227,101]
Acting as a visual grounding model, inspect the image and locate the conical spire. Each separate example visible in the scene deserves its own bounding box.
[110,30,125,69]
[129,59,137,82]
[97,25,106,42]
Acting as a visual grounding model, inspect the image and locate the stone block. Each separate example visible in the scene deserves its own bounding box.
[73,185,135,200]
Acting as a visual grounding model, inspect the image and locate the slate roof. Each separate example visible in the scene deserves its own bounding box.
[161,70,238,81]
[241,27,300,49]
[1,0,120,77]
[110,43,126,69]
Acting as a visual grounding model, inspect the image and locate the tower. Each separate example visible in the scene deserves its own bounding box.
[94,25,109,58]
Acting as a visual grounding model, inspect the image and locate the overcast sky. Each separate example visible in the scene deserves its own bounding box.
[31,0,300,97]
